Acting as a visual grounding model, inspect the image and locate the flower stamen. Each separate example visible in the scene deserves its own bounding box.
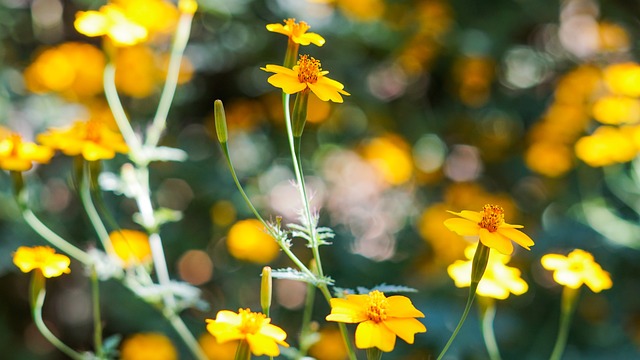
[479,204,504,232]
[238,308,266,334]
[366,290,389,323]
[297,55,321,84]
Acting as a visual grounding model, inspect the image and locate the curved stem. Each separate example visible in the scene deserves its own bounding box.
[164,311,208,360]
[479,298,501,360]
[437,282,478,360]
[80,162,116,257]
[31,275,87,360]
[103,64,140,153]
[145,10,195,148]
[549,287,579,360]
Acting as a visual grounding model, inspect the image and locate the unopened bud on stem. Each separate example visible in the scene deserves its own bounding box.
[214,100,228,144]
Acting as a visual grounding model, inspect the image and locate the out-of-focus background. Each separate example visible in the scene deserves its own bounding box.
[1,0,640,358]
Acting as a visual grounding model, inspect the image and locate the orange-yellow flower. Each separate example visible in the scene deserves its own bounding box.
[0,133,53,171]
[75,5,148,46]
[541,249,612,292]
[37,119,128,161]
[205,308,289,356]
[262,55,350,103]
[325,290,426,352]
[13,246,71,278]
[266,18,325,46]
[120,332,178,360]
[109,230,152,266]
[444,204,534,255]
[448,244,528,300]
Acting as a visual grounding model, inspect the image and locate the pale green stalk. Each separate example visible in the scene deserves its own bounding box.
[164,311,209,360]
[90,268,104,358]
[79,162,116,257]
[437,283,478,360]
[103,65,140,153]
[145,10,195,148]
[479,299,501,360]
[549,287,579,360]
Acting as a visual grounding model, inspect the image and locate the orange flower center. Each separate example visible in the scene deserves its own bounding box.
[82,120,103,143]
[366,290,388,323]
[479,204,504,232]
[297,55,321,84]
[284,18,310,37]
[8,133,22,156]
[237,308,266,335]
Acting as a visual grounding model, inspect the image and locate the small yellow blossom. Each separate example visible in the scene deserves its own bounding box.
[262,55,350,103]
[444,204,534,255]
[448,244,528,300]
[326,290,426,352]
[308,327,349,360]
[37,119,128,161]
[0,133,53,171]
[361,134,413,185]
[75,5,148,46]
[226,219,279,264]
[592,95,640,125]
[266,18,325,46]
[575,126,637,167]
[205,308,289,357]
[109,230,152,266]
[603,62,640,97]
[13,246,71,278]
[198,333,238,360]
[120,332,178,360]
[541,249,612,292]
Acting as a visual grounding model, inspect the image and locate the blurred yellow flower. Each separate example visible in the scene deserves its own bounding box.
[603,62,640,97]
[226,219,279,264]
[326,290,426,352]
[75,5,148,46]
[444,204,534,255]
[311,0,385,22]
[308,327,349,360]
[266,18,325,46]
[541,249,612,292]
[575,126,637,167]
[262,55,350,103]
[592,95,640,125]
[23,42,105,100]
[198,333,238,360]
[109,230,152,266]
[205,308,289,356]
[448,244,528,300]
[114,45,158,98]
[525,142,573,178]
[13,246,71,278]
[38,119,128,161]
[361,134,413,185]
[598,21,629,52]
[178,0,198,15]
[120,332,178,360]
[0,133,53,171]
[111,0,179,35]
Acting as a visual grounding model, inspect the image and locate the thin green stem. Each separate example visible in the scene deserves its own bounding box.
[234,339,251,360]
[479,298,501,360]
[297,279,316,358]
[164,311,208,360]
[103,64,140,153]
[437,282,478,360]
[145,10,195,148]
[90,267,104,358]
[318,284,357,360]
[148,232,176,309]
[80,162,117,257]
[31,276,86,360]
[366,348,383,360]
[549,287,579,360]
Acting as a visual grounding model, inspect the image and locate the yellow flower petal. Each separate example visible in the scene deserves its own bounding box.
[479,228,513,255]
[386,296,425,318]
[355,320,396,352]
[300,33,326,46]
[447,210,483,222]
[259,323,288,343]
[267,73,308,94]
[246,333,280,356]
[308,82,344,102]
[265,23,287,34]
[326,298,368,323]
[497,227,534,249]
[443,218,481,236]
[382,318,426,344]
[541,254,566,270]
[74,11,109,37]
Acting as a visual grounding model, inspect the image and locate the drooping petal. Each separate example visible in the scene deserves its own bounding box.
[40,253,72,278]
[83,143,116,161]
[382,318,426,344]
[267,74,307,94]
[447,210,483,222]
[301,32,325,46]
[213,310,242,326]
[355,320,396,352]
[553,269,582,289]
[326,298,368,323]
[246,333,281,356]
[443,218,481,236]
[317,75,347,91]
[479,229,513,255]
[265,23,288,35]
[262,64,298,76]
[386,296,425,318]
[497,227,534,249]
[259,323,288,344]
[540,254,567,270]
[308,82,344,103]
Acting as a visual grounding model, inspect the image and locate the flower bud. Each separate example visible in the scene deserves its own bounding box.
[261,266,272,316]
[214,100,228,144]
[292,91,309,138]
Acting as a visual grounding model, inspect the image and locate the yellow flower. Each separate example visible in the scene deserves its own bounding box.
[120,332,178,360]
[308,327,349,360]
[448,244,528,300]
[109,230,152,266]
[541,249,612,292]
[361,134,413,185]
[262,55,350,103]
[266,18,325,46]
[0,133,53,171]
[575,126,637,167]
[444,204,534,255]
[75,5,148,46]
[205,308,289,357]
[198,333,238,360]
[325,290,426,352]
[226,219,280,264]
[13,246,71,278]
[37,119,128,161]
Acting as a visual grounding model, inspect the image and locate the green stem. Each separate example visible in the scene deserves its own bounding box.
[366,347,383,360]
[479,298,501,360]
[79,161,117,257]
[145,10,195,148]
[437,282,478,360]
[549,287,579,360]
[90,267,104,357]
[164,311,208,360]
[318,284,357,360]
[298,279,316,358]
[30,274,86,360]
[103,64,140,153]
[234,339,251,360]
